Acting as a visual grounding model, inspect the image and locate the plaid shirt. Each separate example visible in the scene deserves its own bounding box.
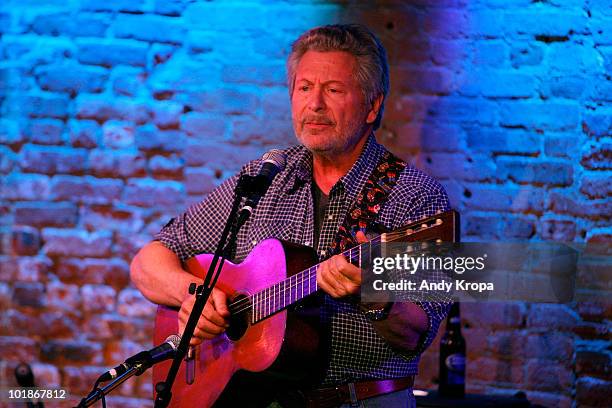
[155,135,451,384]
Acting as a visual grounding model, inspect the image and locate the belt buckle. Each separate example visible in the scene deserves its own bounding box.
[312,386,344,407]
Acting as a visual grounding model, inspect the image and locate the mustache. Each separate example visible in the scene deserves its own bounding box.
[302,115,334,125]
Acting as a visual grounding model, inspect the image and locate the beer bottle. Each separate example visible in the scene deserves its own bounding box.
[439,302,466,397]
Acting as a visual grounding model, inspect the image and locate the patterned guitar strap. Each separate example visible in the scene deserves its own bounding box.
[330,150,407,255]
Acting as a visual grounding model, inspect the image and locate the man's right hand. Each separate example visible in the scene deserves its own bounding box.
[178,288,230,346]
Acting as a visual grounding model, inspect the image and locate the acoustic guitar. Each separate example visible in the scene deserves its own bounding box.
[153,210,459,407]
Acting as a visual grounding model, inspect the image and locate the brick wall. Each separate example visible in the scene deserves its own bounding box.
[0,1,610,407]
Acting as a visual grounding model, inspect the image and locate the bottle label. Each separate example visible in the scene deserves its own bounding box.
[445,354,466,385]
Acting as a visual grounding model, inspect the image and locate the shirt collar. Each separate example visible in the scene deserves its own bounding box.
[335,133,383,200]
[290,133,384,200]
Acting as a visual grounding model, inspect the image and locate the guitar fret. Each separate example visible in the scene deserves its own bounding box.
[290,275,294,305]
[273,283,278,314]
[311,266,316,292]
[256,292,260,323]
[262,288,266,321]
[286,275,290,307]
[278,282,282,312]
[277,282,281,313]
[256,291,260,322]
[266,286,270,318]
[271,284,274,314]
[284,278,288,308]
[252,292,256,324]
[292,274,296,304]
[275,282,279,313]
[308,268,312,294]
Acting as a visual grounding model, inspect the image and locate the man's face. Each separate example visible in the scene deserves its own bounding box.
[291,51,376,156]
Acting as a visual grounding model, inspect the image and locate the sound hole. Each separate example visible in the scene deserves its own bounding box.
[226,294,250,341]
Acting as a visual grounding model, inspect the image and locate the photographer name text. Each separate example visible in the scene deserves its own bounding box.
[372,279,494,293]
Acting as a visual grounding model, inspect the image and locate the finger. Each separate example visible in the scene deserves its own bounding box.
[189,336,202,347]
[340,262,362,285]
[198,319,227,336]
[188,328,205,346]
[330,257,359,297]
[178,300,195,333]
[317,262,344,297]
[356,230,368,243]
[333,255,361,285]
[190,321,224,345]
[203,302,229,327]
[212,290,230,318]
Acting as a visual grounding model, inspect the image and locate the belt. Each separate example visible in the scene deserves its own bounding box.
[305,376,415,408]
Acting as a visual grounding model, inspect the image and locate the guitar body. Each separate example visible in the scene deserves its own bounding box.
[153,239,323,408]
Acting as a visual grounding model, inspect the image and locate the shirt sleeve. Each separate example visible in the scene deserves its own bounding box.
[386,166,454,356]
[154,172,241,261]
[413,300,451,354]
[154,154,265,261]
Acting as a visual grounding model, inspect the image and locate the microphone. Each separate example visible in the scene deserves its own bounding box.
[239,149,287,215]
[15,363,35,387]
[14,364,43,408]
[98,335,181,382]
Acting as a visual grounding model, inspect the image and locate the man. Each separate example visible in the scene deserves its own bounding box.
[131,24,450,407]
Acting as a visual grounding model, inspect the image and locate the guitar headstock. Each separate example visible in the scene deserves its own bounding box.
[381,210,460,243]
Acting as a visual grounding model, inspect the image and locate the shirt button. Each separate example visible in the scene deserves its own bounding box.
[251,240,257,245]
[304,241,311,246]
[327,215,333,220]
[320,250,326,256]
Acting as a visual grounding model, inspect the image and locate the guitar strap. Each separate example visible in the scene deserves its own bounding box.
[330,150,407,255]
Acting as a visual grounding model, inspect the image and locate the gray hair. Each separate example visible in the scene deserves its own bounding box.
[287,24,390,130]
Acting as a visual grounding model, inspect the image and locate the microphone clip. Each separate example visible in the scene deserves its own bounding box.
[236,174,267,197]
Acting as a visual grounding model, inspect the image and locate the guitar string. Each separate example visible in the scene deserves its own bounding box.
[226,220,444,317]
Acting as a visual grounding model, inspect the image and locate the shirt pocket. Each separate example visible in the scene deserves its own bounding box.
[249,220,294,243]
[235,220,297,261]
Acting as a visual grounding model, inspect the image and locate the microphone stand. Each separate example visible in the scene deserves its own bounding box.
[77,363,146,407]
[153,174,260,408]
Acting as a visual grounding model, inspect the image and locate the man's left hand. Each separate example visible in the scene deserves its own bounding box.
[316,231,367,298]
